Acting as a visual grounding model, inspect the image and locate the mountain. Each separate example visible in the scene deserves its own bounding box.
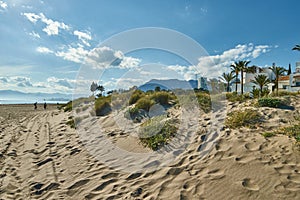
[0,90,72,101]
[138,79,198,91]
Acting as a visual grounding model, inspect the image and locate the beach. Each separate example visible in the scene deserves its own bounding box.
[1,99,300,200]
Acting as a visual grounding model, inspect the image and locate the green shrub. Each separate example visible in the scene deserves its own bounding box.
[63,101,73,112]
[139,116,178,150]
[258,98,282,108]
[271,91,300,97]
[262,132,276,138]
[150,91,174,105]
[196,92,212,113]
[124,106,140,120]
[129,90,145,105]
[66,118,75,129]
[278,124,300,142]
[62,96,95,112]
[225,109,262,128]
[95,96,112,116]
[135,97,155,111]
[226,92,250,102]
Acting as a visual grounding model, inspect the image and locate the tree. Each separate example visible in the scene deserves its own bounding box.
[231,60,251,94]
[90,81,98,96]
[269,63,287,96]
[292,44,300,51]
[251,74,270,96]
[97,85,105,97]
[230,63,241,92]
[220,72,236,92]
[288,63,292,75]
[154,86,161,92]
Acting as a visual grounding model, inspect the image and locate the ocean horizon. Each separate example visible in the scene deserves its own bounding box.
[0,99,70,105]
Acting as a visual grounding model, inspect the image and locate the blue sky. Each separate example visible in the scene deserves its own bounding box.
[0,0,300,94]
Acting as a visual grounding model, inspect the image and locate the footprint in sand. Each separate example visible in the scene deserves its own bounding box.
[242,178,259,191]
[205,168,225,180]
[287,174,300,184]
[244,143,261,151]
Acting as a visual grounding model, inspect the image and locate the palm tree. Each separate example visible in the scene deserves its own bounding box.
[231,60,250,94]
[251,74,270,96]
[231,63,241,93]
[269,63,287,96]
[220,72,236,92]
[292,44,300,51]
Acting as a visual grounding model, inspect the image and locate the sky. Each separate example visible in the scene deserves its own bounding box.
[0,0,300,94]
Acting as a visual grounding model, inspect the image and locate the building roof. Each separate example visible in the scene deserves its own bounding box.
[278,75,289,81]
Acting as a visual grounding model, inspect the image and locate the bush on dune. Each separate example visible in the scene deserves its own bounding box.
[150,91,175,105]
[225,109,262,128]
[129,90,145,105]
[139,116,178,150]
[95,96,112,116]
[135,96,155,111]
[258,98,282,108]
[225,92,251,102]
[195,92,212,113]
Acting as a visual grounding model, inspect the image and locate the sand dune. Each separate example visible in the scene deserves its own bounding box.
[1,97,300,199]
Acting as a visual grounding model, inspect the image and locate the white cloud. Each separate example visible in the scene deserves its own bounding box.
[36,46,53,54]
[8,76,33,87]
[22,12,40,23]
[196,43,272,78]
[0,1,7,10]
[55,46,89,63]
[74,30,92,46]
[165,44,272,80]
[86,46,141,69]
[22,12,70,35]
[29,31,40,38]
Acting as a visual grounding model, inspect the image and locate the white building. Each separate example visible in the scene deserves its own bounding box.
[289,62,300,91]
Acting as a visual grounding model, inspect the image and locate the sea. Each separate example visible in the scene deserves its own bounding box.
[0,99,70,105]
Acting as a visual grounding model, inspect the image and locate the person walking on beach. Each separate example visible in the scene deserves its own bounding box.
[34,102,37,110]
[44,102,47,110]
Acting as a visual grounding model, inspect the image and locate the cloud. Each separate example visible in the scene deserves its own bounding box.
[0,1,7,10]
[22,12,40,23]
[29,31,40,38]
[55,46,89,63]
[36,46,53,54]
[86,46,141,69]
[10,76,33,87]
[47,77,73,89]
[22,12,70,35]
[196,43,272,78]
[74,30,92,46]
[165,44,272,80]
[0,77,8,83]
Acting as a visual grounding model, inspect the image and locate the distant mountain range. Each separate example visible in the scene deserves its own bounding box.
[138,79,198,91]
[0,90,72,101]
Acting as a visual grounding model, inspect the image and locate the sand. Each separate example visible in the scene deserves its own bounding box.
[1,97,300,200]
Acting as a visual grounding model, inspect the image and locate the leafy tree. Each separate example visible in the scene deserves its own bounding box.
[154,86,161,92]
[97,85,105,97]
[292,44,300,51]
[90,81,98,96]
[269,63,287,96]
[220,72,236,92]
[231,60,251,94]
[251,74,270,97]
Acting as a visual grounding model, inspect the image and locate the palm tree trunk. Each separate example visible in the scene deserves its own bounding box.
[241,70,244,95]
[227,82,230,92]
[276,75,279,96]
[235,72,238,92]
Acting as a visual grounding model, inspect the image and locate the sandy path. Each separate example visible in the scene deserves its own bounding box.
[0,100,300,199]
